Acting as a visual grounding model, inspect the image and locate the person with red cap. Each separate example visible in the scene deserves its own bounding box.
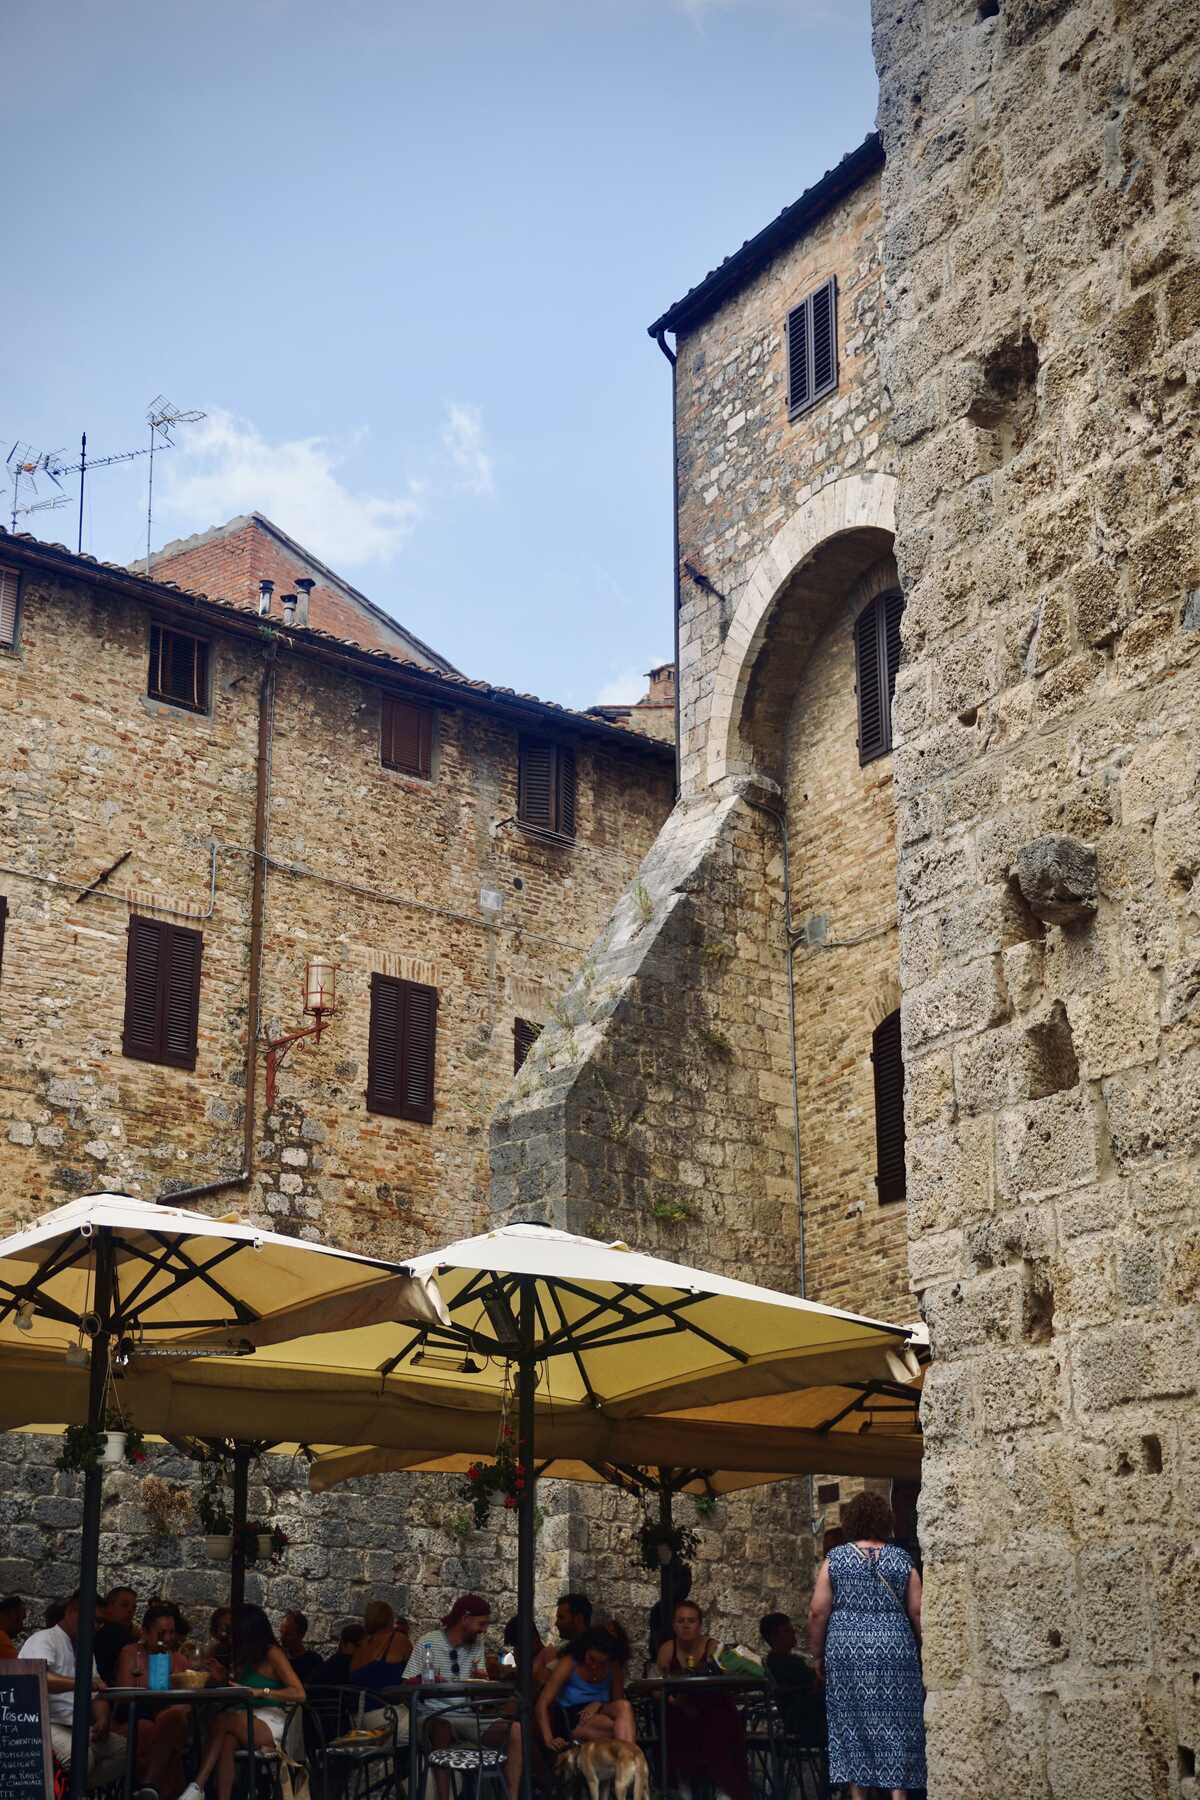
[404,1596,516,1799]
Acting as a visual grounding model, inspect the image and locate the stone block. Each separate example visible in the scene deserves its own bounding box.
[1046,1687,1171,1799]
[978,1345,1061,1434]
[1074,1320,1198,1413]
[905,958,1007,1052]
[1079,1545,1152,1666]
[977,1552,1074,1671]
[996,1087,1099,1197]
[1014,833,1098,925]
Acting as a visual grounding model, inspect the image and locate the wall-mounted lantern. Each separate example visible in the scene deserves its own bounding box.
[264,958,339,1109]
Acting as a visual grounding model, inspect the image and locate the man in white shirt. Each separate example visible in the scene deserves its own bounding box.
[19,1591,127,1787]
[403,1594,517,1799]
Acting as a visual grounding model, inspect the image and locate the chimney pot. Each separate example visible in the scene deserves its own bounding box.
[281,593,298,625]
[293,576,315,627]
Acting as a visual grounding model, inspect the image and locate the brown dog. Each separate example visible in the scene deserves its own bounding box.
[555,1740,650,1800]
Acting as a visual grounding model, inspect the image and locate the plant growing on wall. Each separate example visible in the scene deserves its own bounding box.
[140,1475,196,1536]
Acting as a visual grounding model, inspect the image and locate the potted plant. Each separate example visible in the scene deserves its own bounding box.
[457,1422,527,1529]
[269,1524,289,1564]
[637,1518,699,1572]
[140,1476,195,1538]
[198,1472,233,1561]
[56,1407,146,1474]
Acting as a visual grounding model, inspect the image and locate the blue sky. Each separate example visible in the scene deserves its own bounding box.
[6,0,876,708]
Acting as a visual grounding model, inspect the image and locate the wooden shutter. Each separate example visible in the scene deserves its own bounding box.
[786,300,811,415]
[122,915,202,1068]
[367,974,438,1123]
[556,746,577,840]
[518,739,556,832]
[872,1009,906,1204]
[381,696,433,777]
[513,1017,542,1073]
[787,278,837,417]
[882,588,905,716]
[149,624,209,712]
[0,567,19,647]
[855,599,886,764]
[811,278,837,400]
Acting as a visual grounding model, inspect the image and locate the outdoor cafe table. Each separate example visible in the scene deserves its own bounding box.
[106,1684,261,1799]
[627,1672,776,1798]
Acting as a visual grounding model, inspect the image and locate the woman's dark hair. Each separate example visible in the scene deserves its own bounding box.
[339,1621,366,1650]
[144,1602,176,1631]
[232,1603,276,1670]
[599,1617,631,1665]
[210,1606,232,1637]
[840,1490,896,1543]
[570,1627,619,1663]
[673,1599,703,1623]
[759,1611,790,1645]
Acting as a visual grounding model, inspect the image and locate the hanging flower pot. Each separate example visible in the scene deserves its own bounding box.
[257,1531,274,1560]
[100,1430,127,1466]
[205,1534,233,1562]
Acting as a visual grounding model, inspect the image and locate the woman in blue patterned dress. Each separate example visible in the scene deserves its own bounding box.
[807,1491,925,1798]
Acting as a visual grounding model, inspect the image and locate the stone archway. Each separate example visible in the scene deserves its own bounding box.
[706,471,897,789]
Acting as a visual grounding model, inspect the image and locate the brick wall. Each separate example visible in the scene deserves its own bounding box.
[871,0,1200,1792]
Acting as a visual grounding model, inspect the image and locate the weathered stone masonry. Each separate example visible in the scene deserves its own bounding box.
[871,0,1200,1793]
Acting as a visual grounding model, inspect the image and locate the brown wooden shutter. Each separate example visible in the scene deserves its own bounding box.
[367,974,438,1123]
[513,1017,542,1073]
[122,915,202,1068]
[556,746,577,840]
[787,299,811,415]
[0,568,20,647]
[148,624,209,712]
[811,278,838,400]
[882,588,905,717]
[381,696,433,777]
[855,599,886,764]
[518,739,556,831]
[872,1009,906,1204]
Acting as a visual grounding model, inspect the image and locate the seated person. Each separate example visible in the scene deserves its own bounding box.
[404,1595,514,1800]
[350,1600,413,1693]
[179,1604,305,1800]
[93,1583,138,1684]
[114,1600,193,1800]
[656,1599,751,1800]
[501,1614,545,1678]
[0,1592,25,1658]
[203,1605,233,1682]
[20,1590,126,1789]
[322,1620,366,1685]
[759,1611,825,1743]
[280,1609,326,1685]
[534,1592,592,1684]
[536,1627,635,1753]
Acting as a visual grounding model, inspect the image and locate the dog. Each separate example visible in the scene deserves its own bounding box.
[554,1739,650,1800]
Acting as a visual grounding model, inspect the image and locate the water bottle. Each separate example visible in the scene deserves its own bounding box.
[423,1644,436,1683]
[147,1651,171,1692]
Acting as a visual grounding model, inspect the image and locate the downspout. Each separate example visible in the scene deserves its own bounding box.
[745,796,807,1297]
[157,632,277,1207]
[654,328,681,796]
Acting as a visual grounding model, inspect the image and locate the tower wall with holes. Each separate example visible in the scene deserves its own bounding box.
[870,0,1200,1791]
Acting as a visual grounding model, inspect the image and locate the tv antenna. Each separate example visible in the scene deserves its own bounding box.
[3,396,206,555]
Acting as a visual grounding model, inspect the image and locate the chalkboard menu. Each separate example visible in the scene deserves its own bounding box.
[0,1659,54,1799]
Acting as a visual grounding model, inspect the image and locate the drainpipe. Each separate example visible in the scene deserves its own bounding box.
[242,634,279,1181]
[744,795,808,1297]
[655,329,681,797]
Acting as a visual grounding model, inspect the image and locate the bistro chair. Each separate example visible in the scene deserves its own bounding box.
[419,1694,511,1800]
[232,1701,306,1799]
[305,1683,408,1800]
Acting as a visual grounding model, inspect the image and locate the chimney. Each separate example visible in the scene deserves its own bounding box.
[293,577,315,628]
[280,593,298,626]
[258,579,274,617]
[644,663,677,706]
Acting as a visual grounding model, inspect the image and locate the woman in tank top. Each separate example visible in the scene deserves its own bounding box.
[536,1627,635,1751]
[178,1605,304,1800]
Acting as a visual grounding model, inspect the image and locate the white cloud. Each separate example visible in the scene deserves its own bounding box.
[594,666,646,707]
[442,402,495,498]
[161,410,427,568]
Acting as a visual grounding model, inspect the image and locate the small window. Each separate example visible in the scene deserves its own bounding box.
[148,622,209,713]
[122,914,203,1070]
[513,1017,542,1073]
[518,738,576,841]
[0,566,20,648]
[855,589,905,765]
[381,695,434,778]
[367,973,438,1123]
[787,277,837,418]
[872,1009,906,1205]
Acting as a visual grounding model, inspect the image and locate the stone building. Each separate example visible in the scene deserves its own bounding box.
[0,523,672,1633]
[869,0,1200,1794]
[588,662,679,743]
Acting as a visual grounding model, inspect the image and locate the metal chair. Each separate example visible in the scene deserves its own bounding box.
[419,1695,511,1800]
[306,1683,407,1799]
[232,1701,305,1798]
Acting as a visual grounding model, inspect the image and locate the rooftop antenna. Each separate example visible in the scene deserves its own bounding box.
[6,442,67,532]
[145,397,206,572]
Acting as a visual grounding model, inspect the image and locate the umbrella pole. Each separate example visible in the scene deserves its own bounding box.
[516,1275,536,1800]
[658,1474,674,1631]
[69,1227,115,1800]
[230,1441,251,1616]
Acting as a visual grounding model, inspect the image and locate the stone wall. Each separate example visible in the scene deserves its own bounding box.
[870,0,1200,1792]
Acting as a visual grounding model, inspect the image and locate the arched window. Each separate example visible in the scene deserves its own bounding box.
[854,589,905,765]
[871,1009,906,1205]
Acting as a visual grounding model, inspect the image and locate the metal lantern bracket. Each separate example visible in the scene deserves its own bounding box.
[264,960,338,1109]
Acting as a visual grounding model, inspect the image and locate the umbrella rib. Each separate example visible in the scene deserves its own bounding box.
[0,1234,95,1327]
[115,1232,208,1316]
[544,1282,601,1408]
[815,1385,882,1433]
[118,1235,257,1328]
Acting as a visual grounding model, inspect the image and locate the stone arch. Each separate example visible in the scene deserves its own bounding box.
[867,973,903,1029]
[706,471,897,790]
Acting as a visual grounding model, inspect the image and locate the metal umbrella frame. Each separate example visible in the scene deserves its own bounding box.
[0,1195,444,1800]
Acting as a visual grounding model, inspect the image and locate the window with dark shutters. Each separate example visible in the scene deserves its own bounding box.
[367,974,438,1123]
[518,738,577,841]
[148,623,210,713]
[854,588,905,764]
[0,566,20,648]
[872,1008,906,1205]
[786,277,838,419]
[513,1017,542,1073]
[381,695,434,778]
[122,914,203,1069]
